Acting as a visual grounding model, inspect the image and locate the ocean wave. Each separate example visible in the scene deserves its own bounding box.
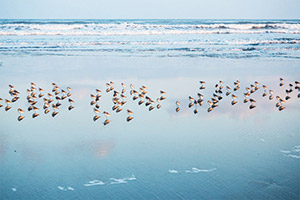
[1,39,299,47]
[0,22,299,36]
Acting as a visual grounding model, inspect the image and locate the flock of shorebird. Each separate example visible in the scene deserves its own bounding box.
[0,82,74,122]
[178,78,300,114]
[0,78,299,125]
[89,81,166,125]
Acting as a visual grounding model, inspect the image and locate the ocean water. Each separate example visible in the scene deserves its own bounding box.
[0,19,299,200]
[0,19,300,58]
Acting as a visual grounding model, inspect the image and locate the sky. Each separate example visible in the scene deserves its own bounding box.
[0,0,299,19]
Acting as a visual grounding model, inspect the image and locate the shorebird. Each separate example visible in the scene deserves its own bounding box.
[133,96,138,101]
[279,105,285,111]
[138,100,144,105]
[160,96,166,101]
[207,107,213,112]
[67,98,75,110]
[226,86,231,96]
[234,85,240,91]
[231,97,237,105]
[262,85,268,97]
[103,111,111,118]
[269,90,274,100]
[93,115,100,121]
[12,97,19,102]
[103,119,111,125]
[127,116,134,122]
[295,81,300,91]
[116,107,122,113]
[127,109,133,115]
[112,105,118,111]
[52,111,58,117]
[5,99,12,111]
[189,102,194,108]
[194,108,198,114]
[249,99,256,109]
[279,78,284,87]
[199,81,205,90]
[44,109,50,114]
[249,104,256,109]
[157,104,161,109]
[32,113,39,118]
[17,108,25,121]
[149,105,155,111]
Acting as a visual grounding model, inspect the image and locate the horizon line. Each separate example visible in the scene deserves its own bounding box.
[0,18,300,20]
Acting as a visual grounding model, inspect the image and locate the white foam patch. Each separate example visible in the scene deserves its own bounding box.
[58,186,75,191]
[260,138,265,142]
[58,186,66,191]
[84,180,105,187]
[168,169,179,174]
[185,167,217,173]
[67,187,75,191]
[287,154,300,159]
[280,150,291,154]
[109,175,136,185]
[280,145,300,159]
[109,178,128,184]
[11,188,17,192]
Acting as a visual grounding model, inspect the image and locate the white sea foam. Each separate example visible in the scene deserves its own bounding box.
[84,180,105,187]
[280,145,300,159]
[109,175,136,184]
[58,186,66,191]
[292,149,300,152]
[57,186,75,190]
[185,167,217,173]
[280,150,291,154]
[109,178,128,184]
[168,169,179,173]
[287,154,300,159]
[0,22,299,36]
[67,187,75,191]
[11,188,17,192]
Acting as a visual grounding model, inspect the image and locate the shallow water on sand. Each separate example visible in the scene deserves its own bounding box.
[0,54,299,199]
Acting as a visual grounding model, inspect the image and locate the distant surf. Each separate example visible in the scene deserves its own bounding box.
[0,19,299,58]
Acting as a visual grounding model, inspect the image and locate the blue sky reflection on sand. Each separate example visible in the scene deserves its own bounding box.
[0,43,300,200]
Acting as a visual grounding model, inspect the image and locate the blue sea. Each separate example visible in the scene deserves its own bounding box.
[0,19,299,200]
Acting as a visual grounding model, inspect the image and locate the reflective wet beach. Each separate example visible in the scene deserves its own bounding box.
[0,55,299,199]
[0,19,300,199]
